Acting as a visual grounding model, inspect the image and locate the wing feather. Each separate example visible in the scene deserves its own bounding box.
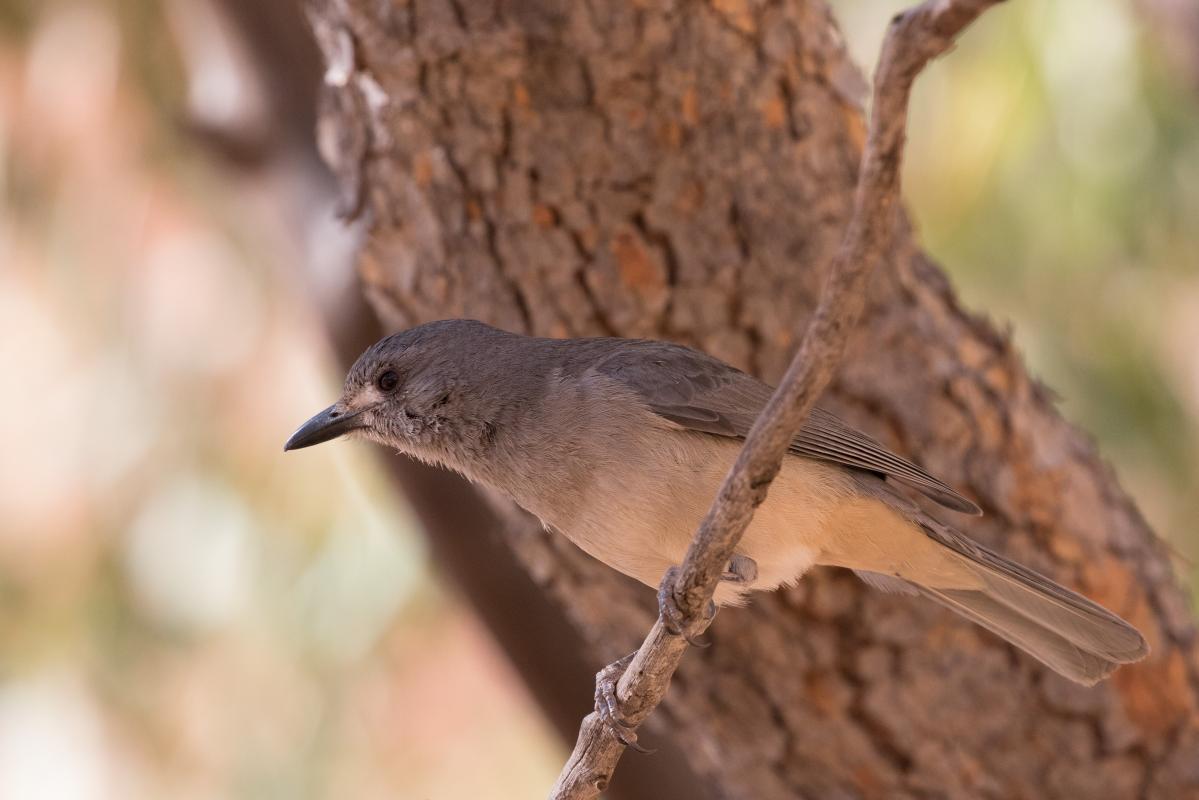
[593,340,980,515]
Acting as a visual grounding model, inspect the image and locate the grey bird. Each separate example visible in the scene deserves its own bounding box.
[285,319,1148,685]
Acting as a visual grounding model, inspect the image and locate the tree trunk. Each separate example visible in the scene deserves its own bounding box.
[305,1,1199,797]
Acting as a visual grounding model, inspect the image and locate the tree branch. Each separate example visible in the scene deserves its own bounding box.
[550,1,1006,797]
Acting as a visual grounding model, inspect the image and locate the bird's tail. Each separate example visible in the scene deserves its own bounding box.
[859,520,1149,685]
[916,580,1146,685]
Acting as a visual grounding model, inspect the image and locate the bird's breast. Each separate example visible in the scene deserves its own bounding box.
[532,421,854,597]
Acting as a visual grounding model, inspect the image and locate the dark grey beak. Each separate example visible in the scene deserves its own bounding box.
[284,405,366,451]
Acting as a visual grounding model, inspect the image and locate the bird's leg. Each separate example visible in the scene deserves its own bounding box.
[593,652,655,754]
[657,565,717,647]
[722,553,758,585]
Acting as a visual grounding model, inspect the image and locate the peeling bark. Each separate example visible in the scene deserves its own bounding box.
[306,1,1199,797]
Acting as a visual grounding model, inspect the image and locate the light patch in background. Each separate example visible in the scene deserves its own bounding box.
[81,355,159,493]
[123,476,256,632]
[286,368,424,662]
[136,230,263,376]
[304,198,365,299]
[1035,0,1156,180]
[24,4,120,143]
[0,273,91,543]
[0,90,8,204]
[0,675,113,800]
[1164,283,1199,418]
[0,1,564,796]
[292,506,420,663]
[841,0,1199,563]
[165,0,268,137]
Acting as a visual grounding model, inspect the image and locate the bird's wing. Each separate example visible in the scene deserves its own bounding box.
[593,340,981,515]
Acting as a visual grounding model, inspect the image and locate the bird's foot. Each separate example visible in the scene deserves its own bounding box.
[722,554,758,585]
[657,565,716,647]
[594,652,655,754]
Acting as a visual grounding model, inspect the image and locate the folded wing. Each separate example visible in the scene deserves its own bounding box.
[594,340,980,515]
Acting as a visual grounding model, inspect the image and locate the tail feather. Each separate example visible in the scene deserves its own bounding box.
[848,474,1146,690]
[917,584,1138,685]
[854,520,1148,685]
[964,552,1148,662]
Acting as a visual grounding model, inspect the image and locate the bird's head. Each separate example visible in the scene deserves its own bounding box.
[284,319,506,459]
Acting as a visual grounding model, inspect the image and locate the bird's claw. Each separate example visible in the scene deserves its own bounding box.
[594,653,656,754]
[657,566,716,647]
[722,553,758,585]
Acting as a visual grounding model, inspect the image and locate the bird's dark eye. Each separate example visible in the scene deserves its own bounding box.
[376,370,399,393]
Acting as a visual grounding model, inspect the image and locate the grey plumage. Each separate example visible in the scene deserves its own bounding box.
[286,319,1148,685]
[591,339,982,515]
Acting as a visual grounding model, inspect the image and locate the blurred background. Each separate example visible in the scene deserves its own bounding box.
[0,0,1195,797]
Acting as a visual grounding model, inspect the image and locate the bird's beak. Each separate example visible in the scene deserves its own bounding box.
[284,404,367,451]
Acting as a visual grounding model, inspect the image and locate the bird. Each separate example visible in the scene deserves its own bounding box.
[285,318,1148,687]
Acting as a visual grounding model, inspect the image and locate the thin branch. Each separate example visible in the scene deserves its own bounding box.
[549,1,1006,797]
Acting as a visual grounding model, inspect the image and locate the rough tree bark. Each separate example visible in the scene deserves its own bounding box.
[305,1,1199,797]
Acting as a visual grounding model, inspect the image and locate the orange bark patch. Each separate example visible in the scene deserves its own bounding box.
[532,203,557,228]
[955,334,992,370]
[673,180,704,215]
[624,104,647,128]
[656,119,682,149]
[412,151,433,188]
[1080,554,1139,616]
[359,249,386,288]
[712,0,756,34]
[1047,531,1084,563]
[803,670,848,717]
[578,225,599,252]
[762,93,787,130]
[845,107,867,153]
[1081,555,1195,735]
[982,363,1013,395]
[611,228,663,290]
[851,765,885,799]
[681,87,699,126]
[513,83,531,109]
[1115,647,1193,736]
